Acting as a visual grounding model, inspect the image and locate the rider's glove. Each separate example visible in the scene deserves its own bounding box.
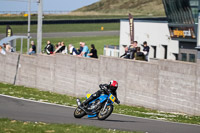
[116,99,120,104]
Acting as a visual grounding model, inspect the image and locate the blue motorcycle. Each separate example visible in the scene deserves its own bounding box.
[74,93,118,120]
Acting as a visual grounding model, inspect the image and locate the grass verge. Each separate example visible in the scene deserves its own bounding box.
[0,14,128,21]
[0,82,200,125]
[0,118,139,133]
[0,23,120,34]
[16,36,119,56]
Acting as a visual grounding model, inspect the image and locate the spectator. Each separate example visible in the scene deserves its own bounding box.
[0,45,6,55]
[88,44,98,58]
[77,42,83,54]
[134,47,145,61]
[58,42,61,46]
[128,41,137,59]
[3,43,12,52]
[120,46,130,59]
[28,41,36,55]
[69,44,78,55]
[54,41,66,54]
[44,40,54,55]
[79,42,90,57]
[143,41,150,61]
[55,44,59,50]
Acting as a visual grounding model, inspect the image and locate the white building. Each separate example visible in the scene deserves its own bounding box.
[119,19,179,60]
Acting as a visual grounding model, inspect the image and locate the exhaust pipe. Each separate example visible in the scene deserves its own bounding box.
[76,98,81,106]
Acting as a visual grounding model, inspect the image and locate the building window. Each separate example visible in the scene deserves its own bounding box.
[181,53,187,61]
[189,54,195,62]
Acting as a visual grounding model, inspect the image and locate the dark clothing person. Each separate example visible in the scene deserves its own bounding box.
[32,45,36,53]
[77,46,83,55]
[81,81,120,108]
[134,52,145,61]
[44,43,54,55]
[143,45,150,61]
[143,46,150,53]
[128,45,136,59]
[90,49,98,58]
[120,51,130,59]
[56,46,65,53]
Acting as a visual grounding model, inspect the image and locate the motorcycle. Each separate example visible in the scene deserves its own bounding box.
[74,93,118,120]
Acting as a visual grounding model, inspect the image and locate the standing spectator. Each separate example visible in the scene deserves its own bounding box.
[143,41,150,61]
[134,47,145,61]
[79,42,90,57]
[0,45,6,55]
[28,41,36,55]
[88,44,98,58]
[44,40,54,55]
[69,44,78,55]
[128,41,137,59]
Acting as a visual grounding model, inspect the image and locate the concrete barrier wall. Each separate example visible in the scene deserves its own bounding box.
[0,53,6,82]
[2,53,200,115]
[0,52,19,84]
[158,60,197,114]
[195,63,200,115]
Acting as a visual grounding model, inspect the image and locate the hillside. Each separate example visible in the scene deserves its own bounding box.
[72,0,165,17]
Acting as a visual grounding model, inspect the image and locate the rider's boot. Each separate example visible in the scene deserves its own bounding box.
[80,96,94,109]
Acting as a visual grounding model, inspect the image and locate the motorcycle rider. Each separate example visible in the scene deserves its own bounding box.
[80,80,120,109]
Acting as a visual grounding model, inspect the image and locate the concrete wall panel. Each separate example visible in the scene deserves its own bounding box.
[35,55,55,92]
[0,54,6,82]
[16,55,37,88]
[125,60,159,109]
[75,57,99,97]
[4,52,19,84]
[158,60,197,114]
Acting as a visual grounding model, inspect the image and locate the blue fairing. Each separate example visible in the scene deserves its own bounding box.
[89,94,108,104]
[87,94,114,118]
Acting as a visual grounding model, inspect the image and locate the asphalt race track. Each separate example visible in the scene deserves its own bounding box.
[0,31,119,39]
[0,95,200,133]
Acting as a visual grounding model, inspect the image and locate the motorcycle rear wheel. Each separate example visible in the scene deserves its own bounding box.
[97,105,113,120]
[74,107,86,118]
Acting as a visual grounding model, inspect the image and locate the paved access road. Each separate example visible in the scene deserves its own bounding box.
[0,94,200,133]
[0,31,119,39]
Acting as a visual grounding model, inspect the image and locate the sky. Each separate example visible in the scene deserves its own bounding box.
[0,0,100,13]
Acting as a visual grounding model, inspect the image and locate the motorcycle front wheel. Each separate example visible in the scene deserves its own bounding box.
[97,105,113,120]
[74,107,86,118]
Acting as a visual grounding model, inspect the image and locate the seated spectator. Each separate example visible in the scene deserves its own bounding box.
[77,42,83,54]
[44,40,54,55]
[28,41,36,55]
[120,46,130,59]
[88,44,98,58]
[69,44,78,55]
[3,43,13,52]
[54,41,66,54]
[79,42,90,58]
[55,44,59,50]
[0,45,6,55]
[134,47,145,61]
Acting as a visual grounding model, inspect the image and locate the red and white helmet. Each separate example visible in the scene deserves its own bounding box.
[109,80,118,91]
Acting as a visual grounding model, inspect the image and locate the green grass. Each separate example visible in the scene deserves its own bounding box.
[0,15,128,21]
[0,82,200,125]
[16,36,119,56]
[0,118,139,133]
[0,23,120,34]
